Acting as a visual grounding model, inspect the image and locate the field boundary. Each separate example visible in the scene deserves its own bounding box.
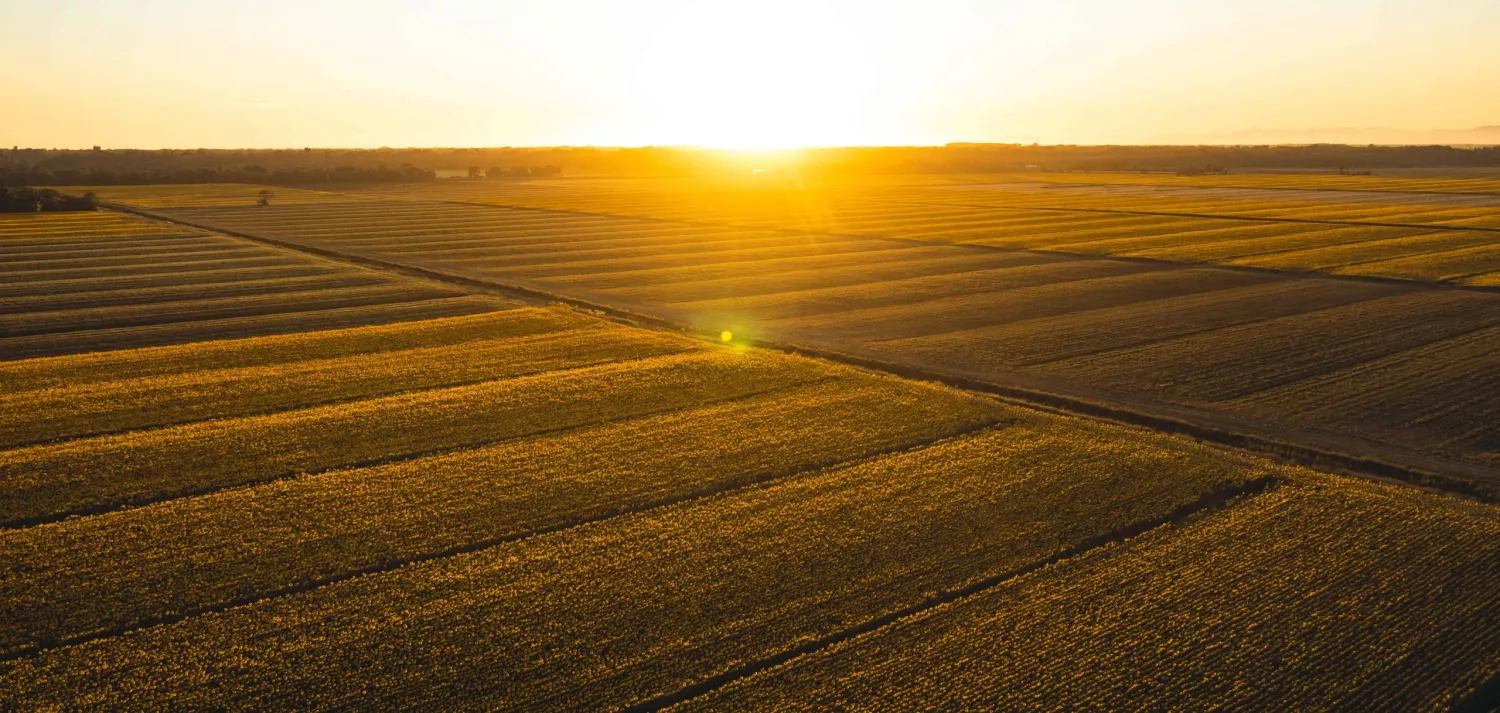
[105,204,1500,502]
[0,418,1009,663]
[1451,669,1500,713]
[621,475,1282,712]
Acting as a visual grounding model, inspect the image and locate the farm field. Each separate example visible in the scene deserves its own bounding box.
[87,183,1500,475]
[677,473,1500,713]
[3,180,1498,710]
[0,210,507,359]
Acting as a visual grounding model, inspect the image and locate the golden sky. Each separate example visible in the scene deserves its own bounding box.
[5,0,1498,148]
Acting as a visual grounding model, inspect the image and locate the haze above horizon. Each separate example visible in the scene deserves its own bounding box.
[5,0,1498,149]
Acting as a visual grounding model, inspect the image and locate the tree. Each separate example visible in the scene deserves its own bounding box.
[257,189,274,206]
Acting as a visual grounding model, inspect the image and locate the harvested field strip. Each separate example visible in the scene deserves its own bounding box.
[233,221,660,245]
[1228,230,1500,271]
[217,207,745,233]
[342,225,765,252]
[681,476,1500,712]
[810,211,1131,237]
[164,206,625,232]
[0,375,1000,658]
[1463,271,1500,287]
[872,193,1500,233]
[0,231,211,253]
[0,231,209,251]
[360,226,782,255]
[445,239,923,280]
[208,210,637,234]
[0,246,274,273]
[0,212,192,237]
[0,307,581,392]
[1022,171,1500,194]
[641,254,1094,316]
[774,267,1272,343]
[0,256,309,284]
[0,349,828,527]
[530,246,936,290]
[0,237,245,264]
[1123,226,1432,263]
[0,283,458,340]
[1,323,692,447]
[0,272,393,316]
[1444,214,1500,230]
[383,231,855,268]
[1224,202,1466,221]
[0,264,344,299]
[1339,242,1500,281]
[0,414,1288,710]
[0,223,187,238]
[897,212,1210,237]
[927,217,1248,248]
[1039,220,1342,254]
[0,294,513,361]
[1231,323,1500,457]
[873,279,1394,368]
[1036,290,1500,403]
[192,217,782,254]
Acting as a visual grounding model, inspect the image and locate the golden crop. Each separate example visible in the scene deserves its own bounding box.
[682,475,1500,712]
[0,412,1295,711]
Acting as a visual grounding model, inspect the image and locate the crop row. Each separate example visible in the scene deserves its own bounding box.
[0,294,512,361]
[654,254,1112,322]
[683,475,1500,712]
[0,411,1287,710]
[1040,289,1500,404]
[1132,226,1432,263]
[0,211,195,239]
[1025,170,1500,195]
[0,373,1000,657]
[523,245,932,292]
[1335,241,1500,282]
[771,267,1271,344]
[0,263,346,299]
[874,279,1391,369]
[1,255,310,284]
[0,235,232,261]
[0,272,394,318]
[1,321,694,447]
[0,349,832,525]
[0,306,584,392]
[0,282,461,340]
[1231,322,1500,462]
[0,244,276,274]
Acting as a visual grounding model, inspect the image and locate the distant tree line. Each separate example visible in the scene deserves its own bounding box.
[3,144,1499,183]
[0,161,437,187]
[0,186,98,212]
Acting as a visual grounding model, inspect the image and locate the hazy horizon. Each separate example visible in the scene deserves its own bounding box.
[6,0,1499,150]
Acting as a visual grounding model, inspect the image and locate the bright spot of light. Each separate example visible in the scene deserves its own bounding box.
[721,330,734,342]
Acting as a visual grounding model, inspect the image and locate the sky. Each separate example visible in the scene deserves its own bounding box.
[3,0,1498,149]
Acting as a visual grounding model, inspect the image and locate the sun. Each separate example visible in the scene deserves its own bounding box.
[630,1,880,148]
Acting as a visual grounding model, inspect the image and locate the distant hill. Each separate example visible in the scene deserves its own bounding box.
[1169,125,1500,146]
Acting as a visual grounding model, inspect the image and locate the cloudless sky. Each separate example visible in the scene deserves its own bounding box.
[4,0,1498,148]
